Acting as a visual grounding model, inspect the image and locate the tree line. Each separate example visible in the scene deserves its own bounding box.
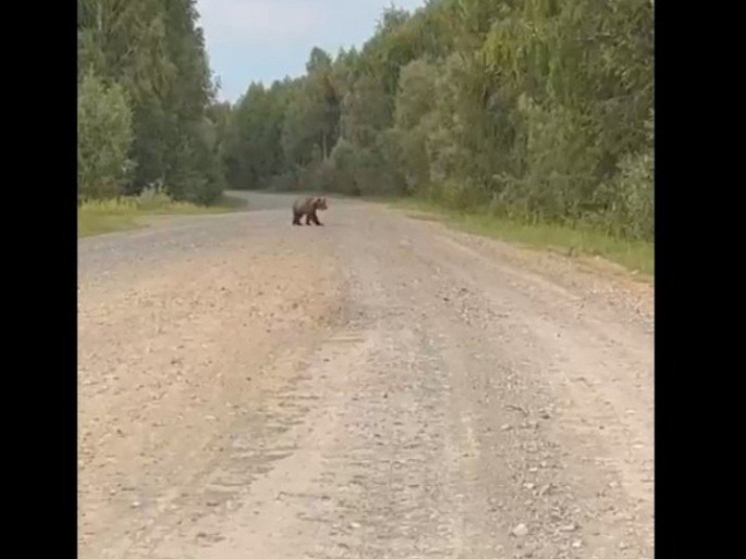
[223,0,653,241]
[78,0,653,242]
[77,0,225,205]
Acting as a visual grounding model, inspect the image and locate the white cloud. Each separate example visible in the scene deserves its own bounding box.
[195,0,428,101]
[197,0,327,44]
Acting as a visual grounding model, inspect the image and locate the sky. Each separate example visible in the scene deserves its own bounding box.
[195,0,427,104]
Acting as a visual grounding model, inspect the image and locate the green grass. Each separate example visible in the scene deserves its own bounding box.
[78,192,246,238]
[381,197,654,278]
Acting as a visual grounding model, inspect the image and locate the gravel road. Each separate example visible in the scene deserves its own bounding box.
[78,191,654,559]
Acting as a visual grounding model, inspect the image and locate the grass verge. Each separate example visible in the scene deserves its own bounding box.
[380,197,653,277]
[78,192,246,238]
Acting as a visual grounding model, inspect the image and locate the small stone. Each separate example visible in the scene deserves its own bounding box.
[559,523,577,532]
[512,523,529,537]
[131,501,140,508]
[524,483,535,490]
[572,540,583,549]
[501,424,512,431]
[619,542,628,550]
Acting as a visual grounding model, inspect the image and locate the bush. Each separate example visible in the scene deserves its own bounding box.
[166,131,224,206]
[267,168,301,191]
[327,139,361,195]
[594,151,654,241]
[77,71,134,199]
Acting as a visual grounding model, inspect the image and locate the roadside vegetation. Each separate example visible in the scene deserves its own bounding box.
[387,197,653,276]
[78,189,244,238]
[78,0,230,235]
[79,0,653,272]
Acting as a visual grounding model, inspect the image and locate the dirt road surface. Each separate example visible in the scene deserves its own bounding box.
[78,191,654,559]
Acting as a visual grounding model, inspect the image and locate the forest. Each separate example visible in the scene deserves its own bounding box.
[78,0,653,242]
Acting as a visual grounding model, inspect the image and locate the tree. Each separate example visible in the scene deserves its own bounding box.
[77,70,134,199]
[393,59,439,192]
[77,0,224,204]
[219,0,653,238]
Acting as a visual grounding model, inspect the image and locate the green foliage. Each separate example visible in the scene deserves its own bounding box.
[286,49,341,163]
[77,71,134,199]
[341,74,391,148]
[327,139,360,195]
[78,187,241,238]
[167,122,225,205]
[390,59,440,194]
[222,0,653,242]
[394,59,437,130]
[591,150,654,241]
[281,77,329,166]
[221,48,345,192]
[389,196,654,276]
[225,82,288,188]
[78,0,224,204]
